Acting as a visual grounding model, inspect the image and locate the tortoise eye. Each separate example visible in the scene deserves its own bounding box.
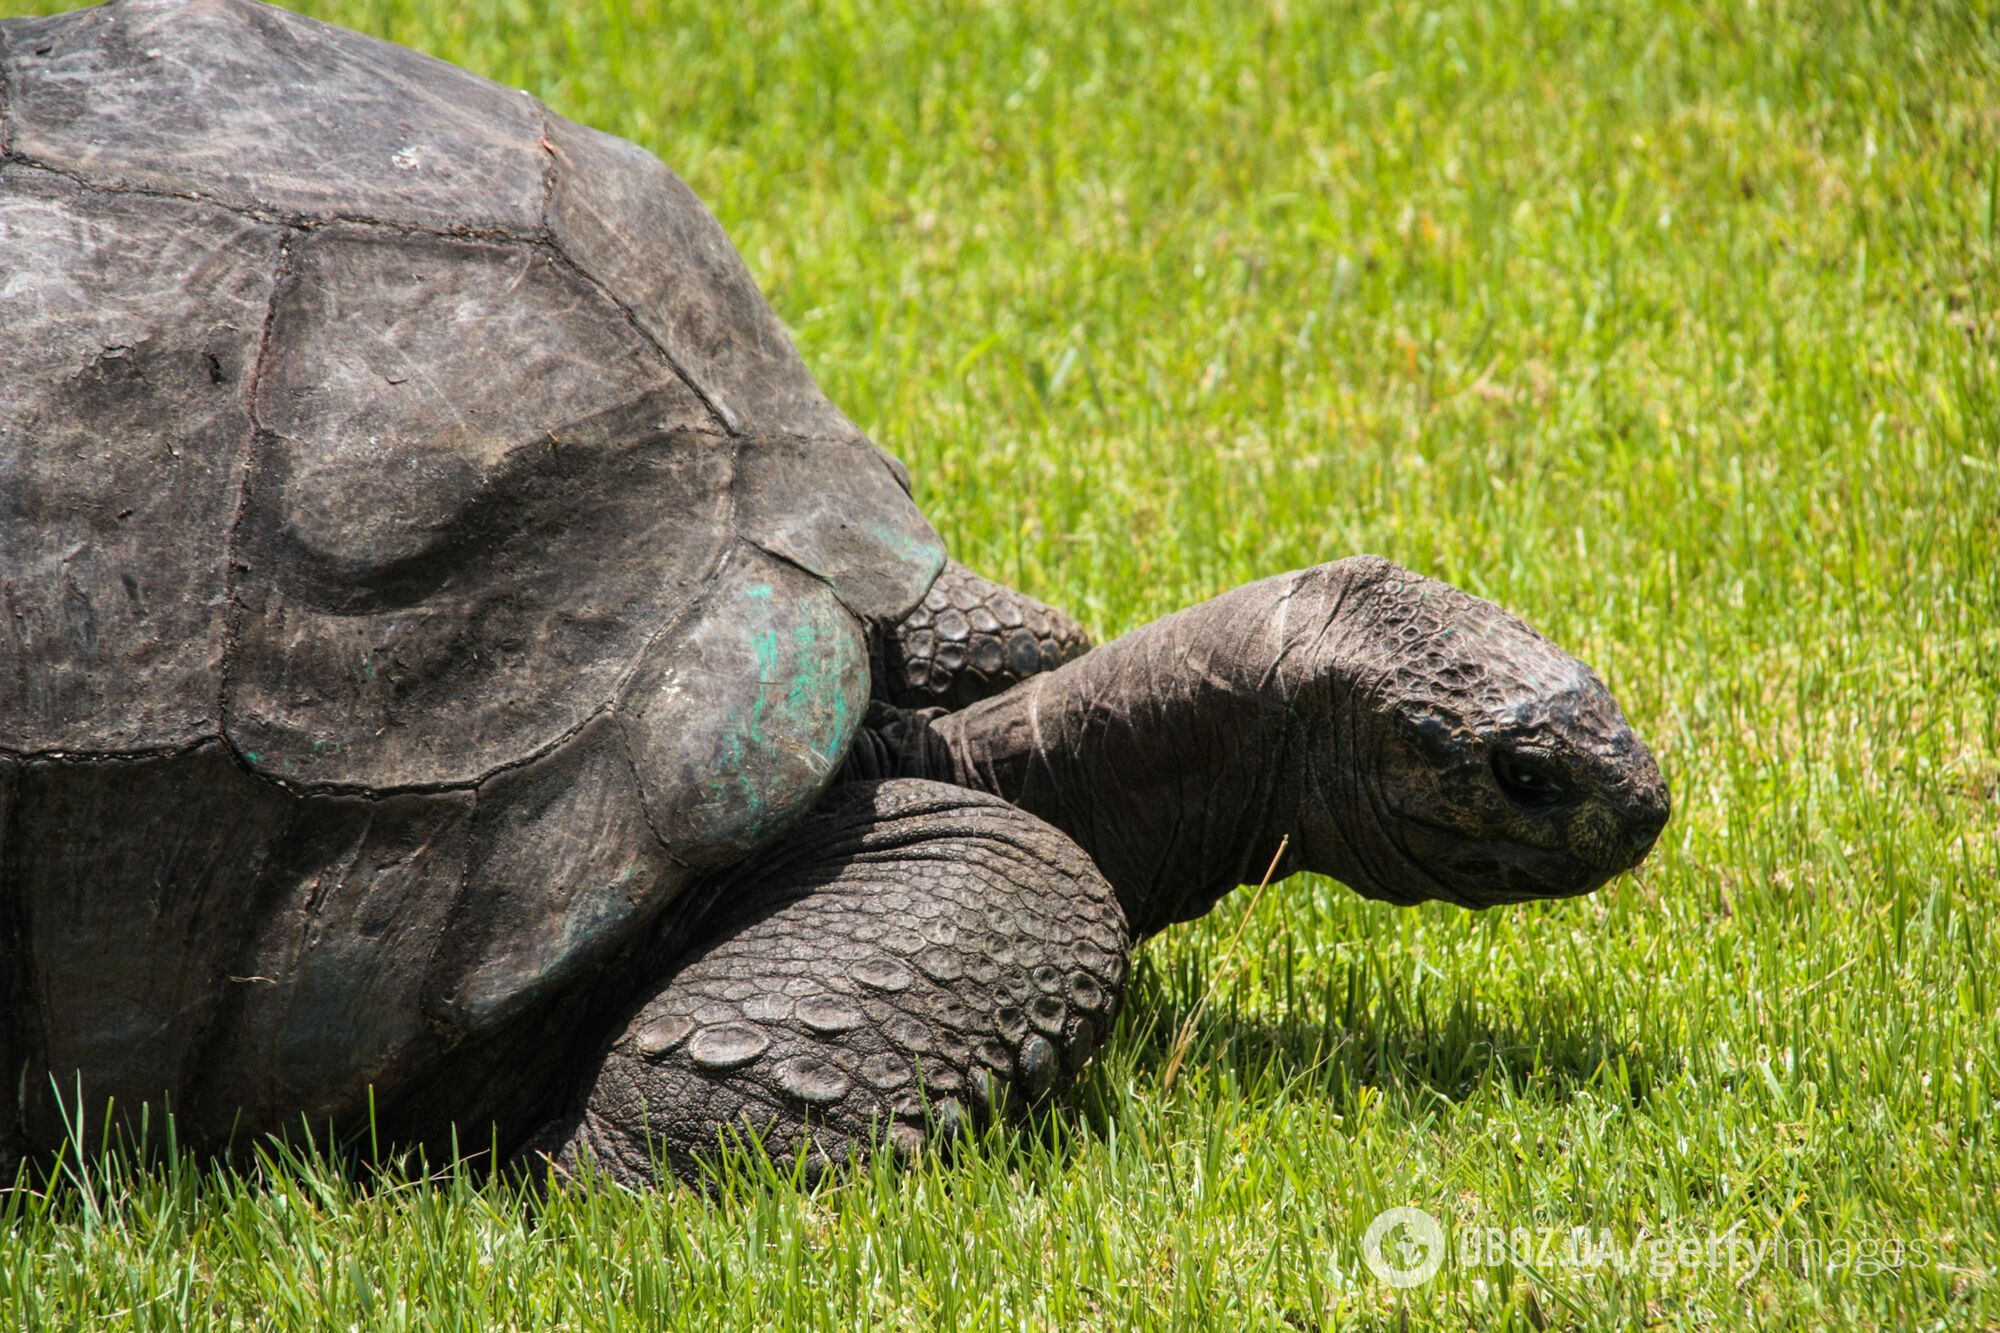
[1493,749,1566,805]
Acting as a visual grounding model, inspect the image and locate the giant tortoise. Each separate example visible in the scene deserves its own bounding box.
[0,0,1669,1185]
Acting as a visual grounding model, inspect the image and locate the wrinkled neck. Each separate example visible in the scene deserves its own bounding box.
[927,567,1362,937]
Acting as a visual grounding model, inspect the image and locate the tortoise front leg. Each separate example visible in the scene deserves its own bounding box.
[873,561,1091,711]
[522,779,1129,1186]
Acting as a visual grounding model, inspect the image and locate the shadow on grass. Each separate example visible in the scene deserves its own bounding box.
[1118,954,1678,1108]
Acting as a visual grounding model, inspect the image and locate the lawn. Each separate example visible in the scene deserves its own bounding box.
[2,0,1996,1326]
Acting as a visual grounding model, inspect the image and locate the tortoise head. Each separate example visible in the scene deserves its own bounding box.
[1298,558,1670,908]
[890,555,1668,930]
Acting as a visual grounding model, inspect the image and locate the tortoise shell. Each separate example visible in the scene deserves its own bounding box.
[0,0,941,1145]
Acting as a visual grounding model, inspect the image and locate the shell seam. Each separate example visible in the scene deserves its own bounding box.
[3,156,548,245]
[603,448,741,711]
[741,535,856,615]
[229,703,619,800]
[0,738,223,765]
[421,783,479,1050]
[528,89,732,437]
[542,239,736,438]
[606,709,687,868]
[0,715,639,802]
[599,533,749,861]
[215,230,301,784]
[532,102,558,239]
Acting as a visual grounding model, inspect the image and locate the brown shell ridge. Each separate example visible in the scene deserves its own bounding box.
[0,152,547,247]
[220,705,615,801]
[605,700,695,871]
[740,535,845,601]
[600,445,743,702]
[215,230,302,774]
[541,237,735,439]
[0,705,679,806]
[532,102,558,238]
[0,738,221,765]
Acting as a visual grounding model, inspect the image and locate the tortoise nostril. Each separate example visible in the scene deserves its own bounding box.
[1626,787,1670,854]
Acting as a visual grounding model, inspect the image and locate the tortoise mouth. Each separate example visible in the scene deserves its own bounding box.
[1390,809,1610,907]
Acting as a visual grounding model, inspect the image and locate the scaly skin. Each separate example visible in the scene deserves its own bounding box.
[871,560,1094,711]
[858,555,1668,935]
[535,555,1669,1185]
[528,780,1128,1182]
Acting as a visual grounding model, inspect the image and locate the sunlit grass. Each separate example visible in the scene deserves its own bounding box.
[2,0,1996,1326]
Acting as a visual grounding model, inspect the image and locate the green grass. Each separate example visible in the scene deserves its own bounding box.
[4,0,1998,1326]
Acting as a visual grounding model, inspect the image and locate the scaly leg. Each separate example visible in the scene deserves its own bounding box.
[873,561,1091,711]
[524,779,1130,1185]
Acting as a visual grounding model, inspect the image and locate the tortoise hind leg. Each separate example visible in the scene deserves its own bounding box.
[874,561,1091,711]
[522,779,1129,1186]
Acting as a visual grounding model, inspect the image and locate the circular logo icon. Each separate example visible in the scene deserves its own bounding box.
[1361,1206,1447,1288]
